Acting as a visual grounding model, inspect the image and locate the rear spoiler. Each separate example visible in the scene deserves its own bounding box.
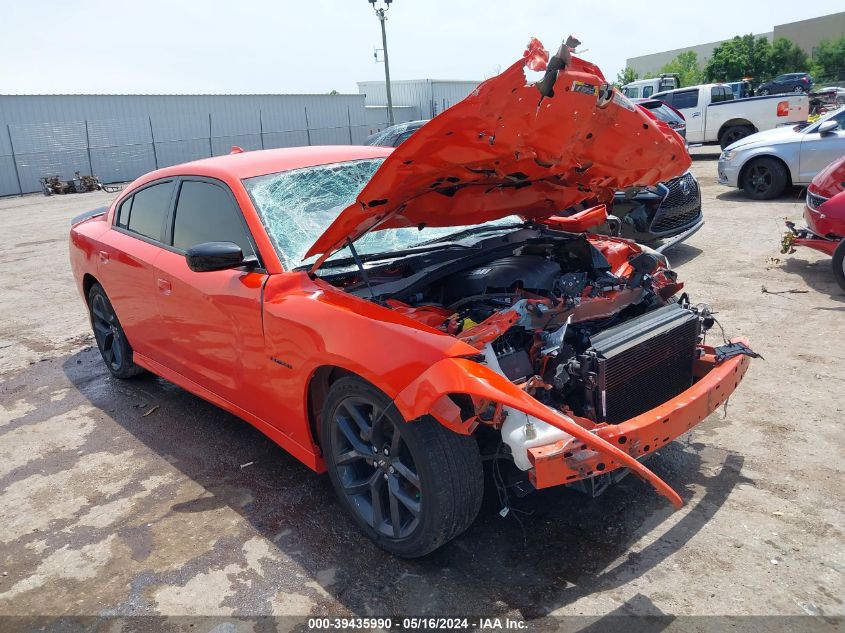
[70,206,108,226]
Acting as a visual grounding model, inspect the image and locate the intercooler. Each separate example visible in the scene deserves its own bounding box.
[587,304,700,423]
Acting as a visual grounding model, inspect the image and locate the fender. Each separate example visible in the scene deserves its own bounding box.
[394,356,684,509]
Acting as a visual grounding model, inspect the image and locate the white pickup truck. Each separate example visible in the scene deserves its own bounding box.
[651,84,809,148]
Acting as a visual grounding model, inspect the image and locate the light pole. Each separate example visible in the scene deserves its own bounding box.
[368,0,395,126]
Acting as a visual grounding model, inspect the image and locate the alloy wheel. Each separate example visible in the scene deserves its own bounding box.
[747,164,772,195]
[91,293,123,371]
[330,397,422,539]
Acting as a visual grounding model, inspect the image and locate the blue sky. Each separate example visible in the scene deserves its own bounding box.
[2,1,842,94]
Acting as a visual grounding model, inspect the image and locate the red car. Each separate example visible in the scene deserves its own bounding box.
[784,155,845,291]
[69,38,754,557]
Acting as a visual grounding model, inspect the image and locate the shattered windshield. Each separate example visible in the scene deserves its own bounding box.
[243,158,520,269]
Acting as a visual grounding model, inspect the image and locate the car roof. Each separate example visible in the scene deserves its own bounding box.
[136,145,394,183]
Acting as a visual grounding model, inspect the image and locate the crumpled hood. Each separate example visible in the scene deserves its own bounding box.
[305,37,691,267]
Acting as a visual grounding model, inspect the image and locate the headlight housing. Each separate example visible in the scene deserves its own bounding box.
[720,150,737,162]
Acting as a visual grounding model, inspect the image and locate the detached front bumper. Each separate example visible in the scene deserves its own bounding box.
[783,220,839,256]
[395,339,754,509]
[528,341,751,489]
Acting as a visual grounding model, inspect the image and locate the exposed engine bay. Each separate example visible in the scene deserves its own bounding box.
[318,224,721,471]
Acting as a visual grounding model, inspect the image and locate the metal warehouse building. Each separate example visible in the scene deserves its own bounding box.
[0,93,370,196]
[627,11,845,76]
[357,79,480,122]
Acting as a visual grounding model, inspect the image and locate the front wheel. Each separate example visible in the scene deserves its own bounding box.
[321,376,483,557]
[794,85,805,94]
[742,157,788,200]
[833,239,845,293]
[88,283,144,379]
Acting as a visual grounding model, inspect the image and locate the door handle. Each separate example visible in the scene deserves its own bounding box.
[98,250,109,264]
[691,112,701,117]
[157,278,172,295]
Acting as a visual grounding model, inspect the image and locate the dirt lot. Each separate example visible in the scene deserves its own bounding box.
[0,156,843,629]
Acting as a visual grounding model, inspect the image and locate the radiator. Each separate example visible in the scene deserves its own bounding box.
[588,304,700,423]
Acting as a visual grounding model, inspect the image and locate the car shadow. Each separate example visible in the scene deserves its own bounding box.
[779,257,845,302]
[62,349,753,619]
[715,186,806,205]
[661,243,702,267]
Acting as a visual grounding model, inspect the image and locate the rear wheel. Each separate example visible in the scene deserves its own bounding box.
[833,239,845,293]
[742,157,788,200]
[794,85,805,94]
[759,88,770,96]
[88,283,144,379]
[720,125,753,149]
[321,376,483,557]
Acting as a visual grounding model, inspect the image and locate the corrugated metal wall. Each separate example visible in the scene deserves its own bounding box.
[357,79,479,119]
[0,94,369,196]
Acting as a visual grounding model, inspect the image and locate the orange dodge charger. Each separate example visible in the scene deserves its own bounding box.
[69,38,755,556]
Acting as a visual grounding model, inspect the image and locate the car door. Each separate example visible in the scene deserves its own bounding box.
[152,177,268,406]
[798,111,845,184]
[98,179,176,361]
[668,89,703,142]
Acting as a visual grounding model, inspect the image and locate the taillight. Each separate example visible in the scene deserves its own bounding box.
[802,77,809,83]
[777,101,790,117]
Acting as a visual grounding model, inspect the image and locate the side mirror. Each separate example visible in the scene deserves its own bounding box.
[818,120,838,135]
[185,241,257,273]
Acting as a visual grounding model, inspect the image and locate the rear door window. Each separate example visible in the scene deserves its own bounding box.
[642,85,654,98]
[171,180,256,258]
[672,90,699,109]
[125,181,175,241]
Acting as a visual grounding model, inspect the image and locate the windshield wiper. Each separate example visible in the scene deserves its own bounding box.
[296,242,473,272]
[414,222,526,247]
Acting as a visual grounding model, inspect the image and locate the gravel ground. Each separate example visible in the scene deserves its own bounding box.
[0,157,843,629]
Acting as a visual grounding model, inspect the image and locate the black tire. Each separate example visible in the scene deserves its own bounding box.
[87,283,144,379]
[719,125,754,149]
[741,157,789,200]
[833,239,845,293]
[320,376,483,557]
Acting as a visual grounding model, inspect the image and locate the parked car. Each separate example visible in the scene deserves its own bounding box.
[783,155,845,291]
[69,38,753,557]
[368,104,702,251]
[718,106,845,199]
[364,120,427,147]
[757,73,813,96]
[818,86,845,106]
[652,83,809,148]
[620,74,680,99]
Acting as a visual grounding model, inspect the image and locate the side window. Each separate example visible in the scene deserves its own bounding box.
[172,180,255,258]
[642,85,654,98]
[116,197,132,228]
[711,86,730,103]
[672,90,699,109]
[629,87,640,98]
[126,181,174,241]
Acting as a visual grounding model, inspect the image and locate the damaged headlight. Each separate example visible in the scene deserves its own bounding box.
[720,150,736,162]
[638,244,670,269]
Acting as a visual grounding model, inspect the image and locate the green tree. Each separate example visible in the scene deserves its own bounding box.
[614,67,638,87]
[660,51,703,87]
[768,38,809,77]
[704,34,772,82]
[811,36,845,81]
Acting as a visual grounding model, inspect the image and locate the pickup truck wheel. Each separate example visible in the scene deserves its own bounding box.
[833,239,845,292]
[88,283,144,379]
[720,125,753,149]
[742,157,788,200]
[759,88,770,96]
[321,376,483,557]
